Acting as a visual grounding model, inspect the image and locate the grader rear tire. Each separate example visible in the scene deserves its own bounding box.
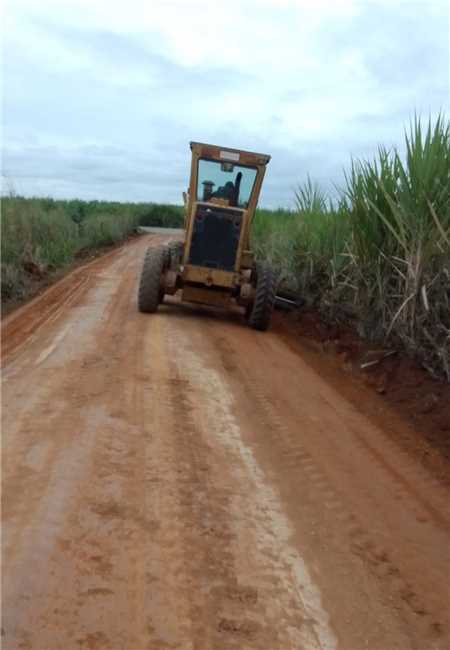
[138,247,165,313]
[248,263,276,331]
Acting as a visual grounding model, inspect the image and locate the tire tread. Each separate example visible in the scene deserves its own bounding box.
[248,263,276,331]
[138,247,165,313]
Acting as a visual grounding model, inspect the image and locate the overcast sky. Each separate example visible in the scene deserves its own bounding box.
[2,0,449,207]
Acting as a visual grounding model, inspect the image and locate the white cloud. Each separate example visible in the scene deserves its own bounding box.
[2,0,449,206]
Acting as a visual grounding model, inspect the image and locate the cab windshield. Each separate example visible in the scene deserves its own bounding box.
[197,159,257,208]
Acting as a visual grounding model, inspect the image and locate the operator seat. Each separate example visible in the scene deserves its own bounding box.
[212,181,235,201]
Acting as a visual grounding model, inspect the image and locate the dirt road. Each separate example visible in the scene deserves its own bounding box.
[2,235,450,650]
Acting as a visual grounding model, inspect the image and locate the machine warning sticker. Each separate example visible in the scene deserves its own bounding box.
[220,150,240,162]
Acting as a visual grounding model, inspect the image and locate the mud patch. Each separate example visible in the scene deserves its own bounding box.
[217,617,259,638]
[77,630,110,649]
[81,588,114,598]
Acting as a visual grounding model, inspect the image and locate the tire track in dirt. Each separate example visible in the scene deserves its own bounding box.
[1,246,124,364]
[163,318,336,650]
[202,325,450,649]
[2,247,146,648]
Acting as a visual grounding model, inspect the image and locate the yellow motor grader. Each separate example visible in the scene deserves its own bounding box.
[138,141,276,330]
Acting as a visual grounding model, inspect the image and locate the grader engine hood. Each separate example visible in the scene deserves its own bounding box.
[188,202,243,272]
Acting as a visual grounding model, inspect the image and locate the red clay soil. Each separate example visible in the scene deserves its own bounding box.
[3,235,450,649]
[1,232,141,319]
[273,309,450,487]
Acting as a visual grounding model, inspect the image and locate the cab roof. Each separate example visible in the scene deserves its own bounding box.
[190,141,271,166]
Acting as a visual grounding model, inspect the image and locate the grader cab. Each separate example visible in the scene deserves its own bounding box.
[138,141,276,330]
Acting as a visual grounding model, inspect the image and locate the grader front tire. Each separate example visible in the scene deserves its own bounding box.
[138,247,165,313]
[248,263,276,331]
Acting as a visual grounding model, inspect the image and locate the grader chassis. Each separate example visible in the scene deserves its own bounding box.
[138,141,276,330]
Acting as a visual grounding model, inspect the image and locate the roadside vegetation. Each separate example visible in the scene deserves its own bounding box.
[252,116,450,379]
[1,198,183,304]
